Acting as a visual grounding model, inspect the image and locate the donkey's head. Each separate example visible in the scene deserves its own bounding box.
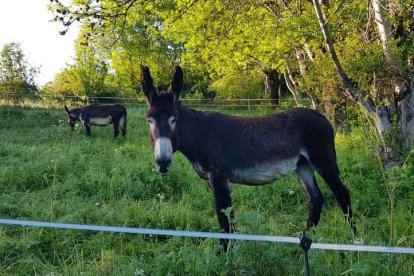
[141,66,183,173]
[64,105,78,131]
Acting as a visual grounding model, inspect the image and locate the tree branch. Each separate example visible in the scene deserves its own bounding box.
[311,0,376,113]
[50,0,140,41]
[171,0,200,23]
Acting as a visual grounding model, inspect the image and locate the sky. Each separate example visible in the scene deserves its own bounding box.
[0,0,79,86]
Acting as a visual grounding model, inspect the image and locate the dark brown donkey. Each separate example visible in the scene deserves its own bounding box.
[141,66,354,251]
[64,104,127,138]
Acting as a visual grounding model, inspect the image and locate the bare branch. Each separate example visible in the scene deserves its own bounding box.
[171,0,200,23]
[50,0,141,43]
[311,0,374,109]
[325,0,345,24]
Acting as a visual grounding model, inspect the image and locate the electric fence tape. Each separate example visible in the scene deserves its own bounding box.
[1,219,413,254]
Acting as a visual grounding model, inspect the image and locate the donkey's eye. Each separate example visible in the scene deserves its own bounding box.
[169,116,177,126]
[147,117,155,124]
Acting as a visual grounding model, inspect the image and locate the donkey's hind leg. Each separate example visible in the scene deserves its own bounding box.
[316,166,355,233]
[119,116,126,137]
[112,121,120,138]
[295,157,324,229]
[306,142,356,234]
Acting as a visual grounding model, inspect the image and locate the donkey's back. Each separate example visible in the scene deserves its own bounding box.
[191,108,336,181]
[81,104,126,119]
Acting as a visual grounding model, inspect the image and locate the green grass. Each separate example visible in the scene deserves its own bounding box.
[0,105,413,275]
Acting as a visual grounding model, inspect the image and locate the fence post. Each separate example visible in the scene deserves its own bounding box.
[300,232,312,276]
[248,98,251,111]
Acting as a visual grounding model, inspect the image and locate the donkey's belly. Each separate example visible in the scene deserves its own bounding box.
[89,116,112,126]
[230,157,299,185]
[192,162,209,180]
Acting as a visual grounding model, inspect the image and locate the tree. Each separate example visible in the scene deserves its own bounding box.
[42,67,83,96]
[107,6,182,96]
[0,42,38,104]
[50,0,288,103]
[72,38,108,97]
[163,0,287,104]
[49,0,183,99]
[50,0,414,162]
[310,0,414,162]
[43,39,108,100]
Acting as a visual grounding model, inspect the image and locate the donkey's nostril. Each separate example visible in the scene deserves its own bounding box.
[156,159,171,173]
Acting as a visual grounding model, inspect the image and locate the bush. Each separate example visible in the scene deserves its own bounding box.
[211,70,264,99]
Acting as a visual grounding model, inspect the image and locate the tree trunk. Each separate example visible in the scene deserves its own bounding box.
[371,0,404,100]
[308,93,318,109]
[398,62,414,150]
[312,0,414,163]
[296,48,318,109]
[284,65,303,106]
[311,0,409,163]
[371,0,414,155]
[263,68,281,105]
[277,74,284,102]
[128,54,141,94]
[372,0,393,63]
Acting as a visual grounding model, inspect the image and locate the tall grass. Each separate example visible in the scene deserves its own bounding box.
[0,105,413,275]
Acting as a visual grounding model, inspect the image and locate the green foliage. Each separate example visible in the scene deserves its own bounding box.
[211,69,263,99]
[0,106,413,274]
[183,80,216,99]
[164,0,283,99]
[339,35,383,90]
[0,42,38,85]
[0,42,38,104]
[49,0,414,130]
[68,38,109,97]
[42,34,122,100]
[0,79,38,105]
[42,68,82,97]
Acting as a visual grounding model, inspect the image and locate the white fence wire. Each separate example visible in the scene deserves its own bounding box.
[1,219,413,255]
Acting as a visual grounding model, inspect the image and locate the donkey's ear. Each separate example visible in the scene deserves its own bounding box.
[169,66,183,102]
[64,105,70,114]
[140,66,157,107]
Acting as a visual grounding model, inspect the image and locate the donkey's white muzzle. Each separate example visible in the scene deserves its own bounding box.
[154,137,173,173]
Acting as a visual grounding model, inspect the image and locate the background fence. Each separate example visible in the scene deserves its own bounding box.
[0,93,311,110]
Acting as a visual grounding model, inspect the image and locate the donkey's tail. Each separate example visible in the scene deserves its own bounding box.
[120,109,127,137]
[121,109,127,137]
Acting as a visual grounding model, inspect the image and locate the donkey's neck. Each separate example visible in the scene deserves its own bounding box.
[73,108,83,120]
[176,105,208,162]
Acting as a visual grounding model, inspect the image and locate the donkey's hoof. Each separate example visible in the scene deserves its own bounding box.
[299,233,313,251]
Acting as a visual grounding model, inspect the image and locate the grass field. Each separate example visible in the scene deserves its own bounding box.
[0,105,413,275]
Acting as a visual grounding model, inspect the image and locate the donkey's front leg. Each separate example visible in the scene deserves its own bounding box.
[209,173,234,252]
[80,116,92,136]
[84,123,91,136]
